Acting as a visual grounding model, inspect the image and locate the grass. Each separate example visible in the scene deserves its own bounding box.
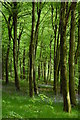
[2,80,80,119]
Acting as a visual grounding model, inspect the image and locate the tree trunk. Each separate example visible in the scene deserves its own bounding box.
[5,15,11,84]
[78,7,80,95]
[47,61,50,81]
[6,41,10,84]
[17,27,23,67]
[13,2,20,90]
[41,60,44,80]
[50,38,52,81]
[33,64,37,95]
[60,3,71,112]
[60,71,62,94]
[33,3,41,95]
[44,61,46,83]
[33,36,38,94]
[78,54,80,95]
[69,9,76,106]
[27,59,29,82]
[10,58,12,77]
[29,2,35,97]
[20,60,22,79]
[54,8,58,95]
[54,47,60,95]
[23,48,25,79]
[38,40,43,81]
[38,64,40,80]
[33,45,38,94]
[2,47,4,80]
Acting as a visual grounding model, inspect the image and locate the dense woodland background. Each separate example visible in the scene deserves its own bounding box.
[0,1,80,118]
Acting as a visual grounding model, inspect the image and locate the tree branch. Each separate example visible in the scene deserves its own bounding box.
[0,10,8,23]
[65,2,77,28]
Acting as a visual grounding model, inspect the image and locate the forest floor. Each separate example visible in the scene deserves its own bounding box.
[2,80,80,119]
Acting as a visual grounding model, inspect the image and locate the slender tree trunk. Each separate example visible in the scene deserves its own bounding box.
[10,58,12,77]
[33,3,41,95]
[5,15,11,84]
[60,3,71,112]
[54,47,60,95]
[13,2,20,90]
[27,59,29,82]
[44,61,46,83]
[23,48,25,79]
[69,9,76,106]
[78,7,80,95]
[6,41,10,84]
[47,61,50,81]
[17,27,23,67]
[33,64,37,95]
[50,38,52,81]
[33,44,38,94]
[54,8,58,95]
[41,60,44,80]
[29,2,35,97]
[38,40,43,81]
[60,71,62,94]
[57,62,60,83]
[38,64,40,80]
[2,46,4,80]
[20,60,22,79]
[33,47,37,94]
[78,52,80,95]
[52,7,60,95]
[42,62,44,80]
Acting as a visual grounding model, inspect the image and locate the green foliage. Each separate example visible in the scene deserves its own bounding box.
[1,1,80,117]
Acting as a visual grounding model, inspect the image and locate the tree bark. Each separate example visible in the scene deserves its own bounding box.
[60,3,71,113]
[10,58,12,77]
[50,38,52,81]
[33,2,42,95]
[69,9,76,106]
[47,61,50,81]
[17,27,23,66]
[20,60,22,79]
[54,8,58,95]
[2,45,4,80]
[78,7,80,95]
[38,64,40,81]
[13,2,20,90]
[23,48,25,79]
[5,15,11,84]
[29,2,35,97]
[44,61,46,83]
[78,52,80,95]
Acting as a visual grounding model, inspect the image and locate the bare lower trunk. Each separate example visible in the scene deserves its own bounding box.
[33,65,37,95]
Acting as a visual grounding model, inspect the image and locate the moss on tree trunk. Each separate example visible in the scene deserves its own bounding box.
[60,3,71,113]
[69,9,76,106]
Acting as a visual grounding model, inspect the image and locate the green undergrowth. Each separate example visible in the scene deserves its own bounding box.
[2,81,79,119]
